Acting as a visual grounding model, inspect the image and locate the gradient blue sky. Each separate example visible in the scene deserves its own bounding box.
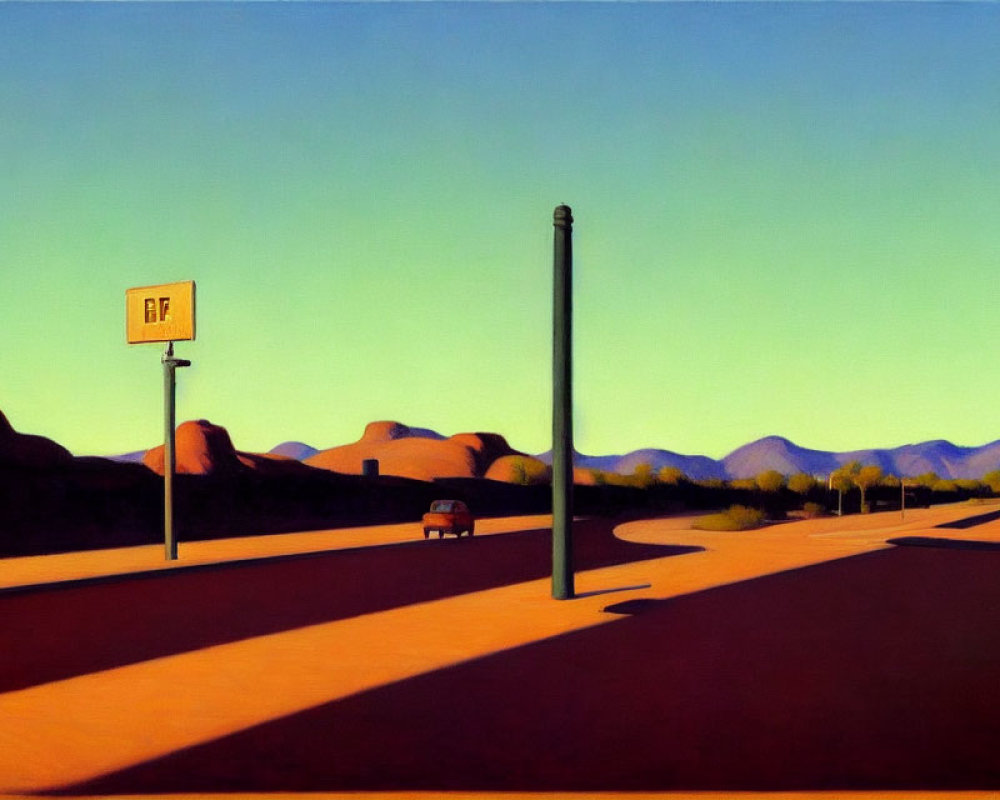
[3,2,1000,461]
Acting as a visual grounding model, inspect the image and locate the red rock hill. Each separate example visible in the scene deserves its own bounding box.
[306,421,522,482]
[143,420,312,477]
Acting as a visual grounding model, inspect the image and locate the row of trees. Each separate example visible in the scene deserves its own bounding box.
[503,454,1000,518]
[581,460,1000,516]
[591,461,1000,494]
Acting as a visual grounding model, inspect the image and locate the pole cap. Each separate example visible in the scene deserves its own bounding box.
[553,204,573,227]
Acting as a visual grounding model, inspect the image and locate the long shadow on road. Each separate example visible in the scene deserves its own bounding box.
[62,543,1000,794]
[935,508,1000,529]
[0,519,697,693]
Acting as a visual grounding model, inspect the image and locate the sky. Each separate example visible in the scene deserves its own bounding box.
[3,1,1000,461]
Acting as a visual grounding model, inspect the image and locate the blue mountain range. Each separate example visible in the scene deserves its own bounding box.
[536,435,1000,481]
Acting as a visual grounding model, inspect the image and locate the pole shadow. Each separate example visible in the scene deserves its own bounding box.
[890,535,1000,551]
[934,509,1000,529]
[575,583,653,600]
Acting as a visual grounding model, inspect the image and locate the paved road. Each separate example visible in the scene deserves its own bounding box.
[0,517,692,693]
[2,504,999,798]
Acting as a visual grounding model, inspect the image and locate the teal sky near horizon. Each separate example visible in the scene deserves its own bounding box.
[3,2,1000,461]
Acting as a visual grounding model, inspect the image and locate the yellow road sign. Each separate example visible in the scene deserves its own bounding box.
[126,280,196,344]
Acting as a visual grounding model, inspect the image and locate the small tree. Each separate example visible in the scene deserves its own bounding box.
[657,466,684,485]
[854,464,883,513]
[802,501,825,518]
[915,471,940,488]
[983,470,1000,494]
[788,472,817,495]
[509,456,550,486]
[829,467,854,516]
[631,462,656,489]
[755,469,785,493]
[788,472,818,516]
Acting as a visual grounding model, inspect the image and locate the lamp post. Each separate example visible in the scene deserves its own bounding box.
[829,471,844,516]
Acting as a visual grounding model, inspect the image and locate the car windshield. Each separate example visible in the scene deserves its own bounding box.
[430,501,455,512]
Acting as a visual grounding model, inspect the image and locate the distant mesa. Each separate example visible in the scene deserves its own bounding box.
[357,421,445,443]
[138,418,514,483]
[269,441,320,461]
[0,410,73,468]
[306,421,520,482]
[143,419,314,477]
[144,420,242,476]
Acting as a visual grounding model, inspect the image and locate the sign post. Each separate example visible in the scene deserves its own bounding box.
[126,281,195,560]
[161,342,190,560]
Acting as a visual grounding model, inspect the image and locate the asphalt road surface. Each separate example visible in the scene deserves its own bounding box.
[0,518,692,694]
[3,506,1000,797]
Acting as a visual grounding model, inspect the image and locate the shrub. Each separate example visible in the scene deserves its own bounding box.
[509,456,551,486]
[658,466,685,485]
[802,501,825,518]
[755,469,785,492]
[788,472,818,494]
[631,462,656,489]
[983,470,1000,494]
[693,505,765,531]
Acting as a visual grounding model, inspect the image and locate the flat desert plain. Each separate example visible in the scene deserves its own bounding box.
[2,504,1000,800]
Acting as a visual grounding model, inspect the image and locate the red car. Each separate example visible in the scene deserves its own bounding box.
[422,499,475,538]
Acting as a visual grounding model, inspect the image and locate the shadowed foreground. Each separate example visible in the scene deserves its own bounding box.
[0,519,689,694]
[62,542,1000,794]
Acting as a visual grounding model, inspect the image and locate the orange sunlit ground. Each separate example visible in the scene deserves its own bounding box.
[2,505,1000,800]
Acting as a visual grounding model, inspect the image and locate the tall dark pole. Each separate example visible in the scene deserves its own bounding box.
[552,204,575,600]
[163,342,178,561]
[162,341,190,561]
